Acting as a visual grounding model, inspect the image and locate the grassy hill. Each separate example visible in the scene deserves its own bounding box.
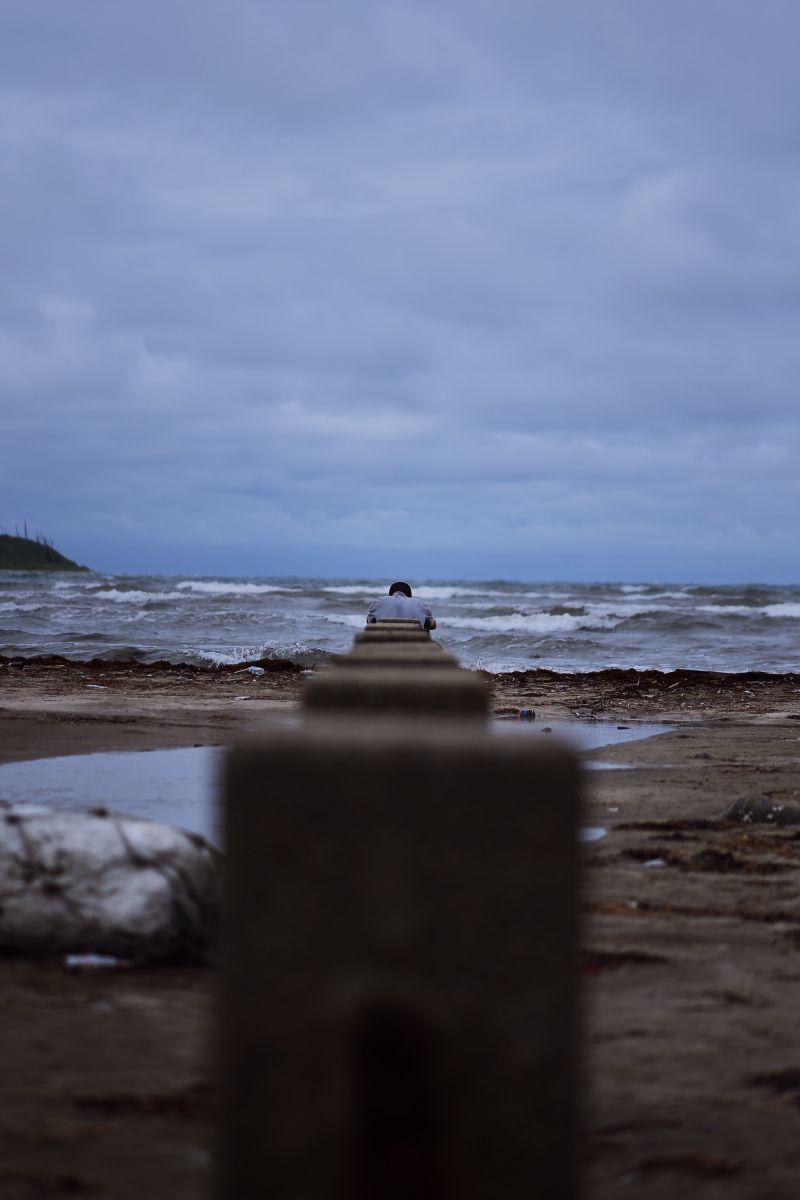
[0,534,89,572]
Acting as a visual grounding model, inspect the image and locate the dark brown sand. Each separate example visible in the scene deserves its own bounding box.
[2,659,800,1198]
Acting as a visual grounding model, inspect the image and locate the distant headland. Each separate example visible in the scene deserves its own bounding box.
[0,533,89,572]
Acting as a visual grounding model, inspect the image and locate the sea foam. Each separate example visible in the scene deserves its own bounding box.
[93,589,184,603]
[176,581,294,595]
[698,602,800,619]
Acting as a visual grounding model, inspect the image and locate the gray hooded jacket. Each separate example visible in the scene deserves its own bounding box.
[366,591,436,630]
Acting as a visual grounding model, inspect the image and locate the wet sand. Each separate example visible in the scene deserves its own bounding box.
[3,659,800,1197]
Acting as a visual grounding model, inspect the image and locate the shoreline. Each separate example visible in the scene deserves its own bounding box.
[3,656,800,765]
[3,664,800,1195]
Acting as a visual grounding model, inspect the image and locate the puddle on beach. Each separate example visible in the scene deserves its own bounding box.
[0,745,228,846]
[0,720,667,848]
[494,718,669,753]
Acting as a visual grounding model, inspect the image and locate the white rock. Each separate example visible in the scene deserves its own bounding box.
[0,805,220,963]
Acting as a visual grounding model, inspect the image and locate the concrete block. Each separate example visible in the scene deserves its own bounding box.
[367,619,425,629]
[219,723,580,1200]
[354,628,431,644]
[342,646,458,670]
[303,666,488,719]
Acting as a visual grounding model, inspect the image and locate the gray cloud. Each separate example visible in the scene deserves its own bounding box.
[2,0,799,580]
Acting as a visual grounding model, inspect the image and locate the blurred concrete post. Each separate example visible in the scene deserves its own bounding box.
[219,722,581,1199]
[303,667,488,720]
[342,646,457,669]
[365,619,428,630]
[355,627,431,644]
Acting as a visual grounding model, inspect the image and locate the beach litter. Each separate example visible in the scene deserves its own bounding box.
[0,805,220,964]
[246,666,265,676]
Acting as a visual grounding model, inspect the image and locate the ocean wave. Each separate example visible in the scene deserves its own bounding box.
[175,580,295,595]
[182,640,325,667]
[322,613,369,628]
[322,584,502,600]
[5,572,800,675]
[443,612,623,634]
[442,602,678,634]
[765,603,800,618]
[0,601,45,614]
[89,645,150,662]
[414,586,497,600]
[698,602,800,619]
[697,604,762,616]
[93,589,184,603]
[321,585,375,596]
[317,602,680,635]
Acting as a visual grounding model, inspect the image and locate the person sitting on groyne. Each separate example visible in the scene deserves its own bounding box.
[366,581,437,630]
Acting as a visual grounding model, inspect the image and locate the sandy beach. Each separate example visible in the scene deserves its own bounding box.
[3,659,800,1197]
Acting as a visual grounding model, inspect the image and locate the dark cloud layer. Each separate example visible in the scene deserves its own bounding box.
[2,1,799,580]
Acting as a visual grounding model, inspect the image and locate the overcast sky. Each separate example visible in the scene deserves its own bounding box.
[2,1,798,581]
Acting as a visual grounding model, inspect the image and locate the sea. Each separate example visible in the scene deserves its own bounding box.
[2,572,799,675]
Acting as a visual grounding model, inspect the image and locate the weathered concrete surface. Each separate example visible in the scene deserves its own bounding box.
[364,619,427,630]
[303,665,488,719]
[355,628,431,644]
[340,645,455,669]
[220,722,580,1200]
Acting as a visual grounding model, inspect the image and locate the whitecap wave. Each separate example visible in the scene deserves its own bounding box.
[322,613,369,628]
[443,612,623,634]
[94,589,184,603]
[697,602,800,619]
[414,586,497,600]
[52,578,98,590]
[697,604,761,616]
[441,602,673,634]
[183,639,321,666]
[764,602,800,619]
[321,585,375,596]
[175,580,294,595]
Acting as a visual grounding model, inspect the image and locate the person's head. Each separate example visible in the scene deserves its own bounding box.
[388,581,413,598]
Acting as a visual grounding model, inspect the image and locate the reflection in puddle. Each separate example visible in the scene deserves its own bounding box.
[0,721,667,848]
[0,746,226,845]
[579,826,608,842]
[493,719,670,752]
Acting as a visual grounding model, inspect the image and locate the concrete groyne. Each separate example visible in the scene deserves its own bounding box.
[220,620,582,1197]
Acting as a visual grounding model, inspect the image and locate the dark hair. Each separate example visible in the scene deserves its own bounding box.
[388,581,413,598]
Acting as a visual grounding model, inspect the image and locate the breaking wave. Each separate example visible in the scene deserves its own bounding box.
[182,641,327,668]
[93,589,184,603]
[5,572,800,673]
[175,580,296,595]
[698,602,800,619]
[444,611,622,634]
